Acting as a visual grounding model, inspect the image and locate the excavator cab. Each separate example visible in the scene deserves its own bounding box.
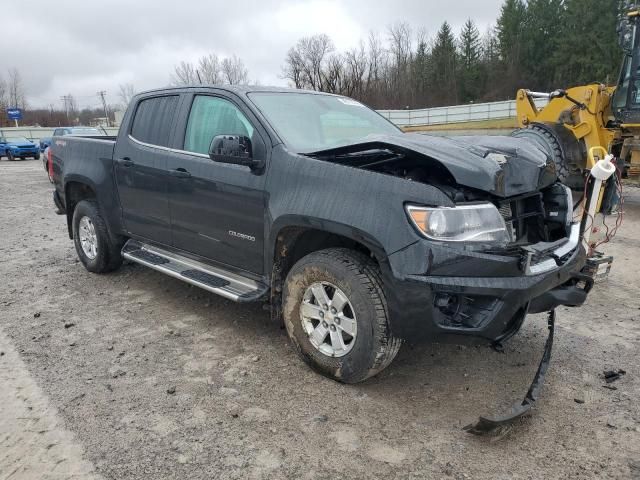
[612,9,640,124]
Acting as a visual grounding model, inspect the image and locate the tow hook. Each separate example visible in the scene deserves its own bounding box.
[464,310,556,435]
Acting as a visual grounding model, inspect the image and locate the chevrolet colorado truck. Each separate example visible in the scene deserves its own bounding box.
[50,86,590,385]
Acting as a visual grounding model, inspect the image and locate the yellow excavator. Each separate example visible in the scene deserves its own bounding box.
[513,4,639,278]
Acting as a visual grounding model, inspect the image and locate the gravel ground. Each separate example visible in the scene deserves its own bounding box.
[1,160,639,479]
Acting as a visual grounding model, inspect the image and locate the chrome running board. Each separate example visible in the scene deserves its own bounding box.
[122,240,267,302]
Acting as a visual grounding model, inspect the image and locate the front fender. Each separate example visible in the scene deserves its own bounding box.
[264,146,454,272]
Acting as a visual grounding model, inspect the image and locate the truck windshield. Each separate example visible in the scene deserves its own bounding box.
[5,137,29,143]
[248,92,400,153]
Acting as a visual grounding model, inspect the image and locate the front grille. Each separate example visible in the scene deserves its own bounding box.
[498,191,546,243]
[498,203,515,241]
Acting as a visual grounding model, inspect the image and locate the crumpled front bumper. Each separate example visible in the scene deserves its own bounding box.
[383,223,588,342]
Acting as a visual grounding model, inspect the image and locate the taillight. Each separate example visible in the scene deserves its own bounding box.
[47,148,53,179]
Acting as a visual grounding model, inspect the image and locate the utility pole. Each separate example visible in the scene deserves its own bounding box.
[60,95,71,122]
[97,91,110,127]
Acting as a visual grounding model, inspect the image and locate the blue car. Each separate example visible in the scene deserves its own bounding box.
[39,137,52,152]
[0,136,41,160]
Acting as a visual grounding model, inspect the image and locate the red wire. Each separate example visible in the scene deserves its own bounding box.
[590,163,625,253]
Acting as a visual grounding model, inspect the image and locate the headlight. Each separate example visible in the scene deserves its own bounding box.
[406,203,511,243]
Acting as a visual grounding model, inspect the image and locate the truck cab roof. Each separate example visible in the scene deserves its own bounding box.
[136,84,340,98]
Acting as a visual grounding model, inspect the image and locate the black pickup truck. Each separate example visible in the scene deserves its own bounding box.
[50,86,590,384]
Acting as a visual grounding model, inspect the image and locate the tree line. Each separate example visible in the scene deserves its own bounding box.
[281,0,623,109]
[2,0,625,127]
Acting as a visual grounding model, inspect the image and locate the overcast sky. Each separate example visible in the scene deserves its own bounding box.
[6,0,503,109]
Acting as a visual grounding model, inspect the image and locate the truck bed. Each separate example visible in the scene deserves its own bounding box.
[51,135,119,218]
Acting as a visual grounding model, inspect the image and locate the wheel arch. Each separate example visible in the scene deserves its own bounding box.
[267,215,390,324]
[64,179,98,239]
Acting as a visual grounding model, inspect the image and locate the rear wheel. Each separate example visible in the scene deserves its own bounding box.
[7,151,15,161]
[282,248,402,384]
[34,153,40,160]
[72,200,123,273]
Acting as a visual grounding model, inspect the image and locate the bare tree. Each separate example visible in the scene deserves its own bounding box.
[282,47,305,88]
[282,34,335,91]
[0,74,7,109]
[343,42,368,97]
[7,68,26,109]
[173,54,249,86]
[387,22,413,106]
[323,54,344,94]
[118,83,136,107]
[388,22,413,69]
[198,54,223,84]
[221,55,249,85]
[172,61,198,85]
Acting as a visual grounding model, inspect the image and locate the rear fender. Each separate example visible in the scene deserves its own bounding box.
[63,174,123,242]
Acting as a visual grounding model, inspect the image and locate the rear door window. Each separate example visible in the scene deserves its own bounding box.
[130,95,179,147]
[183,95,254,155]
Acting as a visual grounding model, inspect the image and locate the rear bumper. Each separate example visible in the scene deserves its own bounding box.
[383,226,588,343]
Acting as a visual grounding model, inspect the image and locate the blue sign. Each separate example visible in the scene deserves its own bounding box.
[7,108,22,121]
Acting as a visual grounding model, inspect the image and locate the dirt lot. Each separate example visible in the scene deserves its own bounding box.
[1,160,639,479]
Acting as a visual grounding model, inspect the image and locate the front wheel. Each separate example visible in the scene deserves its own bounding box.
[72,199,123,273]
[34,153,40,160]
[7,151,15,161]
[283,248,402,384]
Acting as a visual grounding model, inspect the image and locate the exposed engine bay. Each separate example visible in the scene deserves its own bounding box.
[306,137,573,247]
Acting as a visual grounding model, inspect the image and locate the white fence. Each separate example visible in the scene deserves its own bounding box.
[1,98,549,141]
[377,97,548,127]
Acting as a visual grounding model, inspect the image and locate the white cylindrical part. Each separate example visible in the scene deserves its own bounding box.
[583,178,603,246]
[582,154,617,246]
[591,154,616,180]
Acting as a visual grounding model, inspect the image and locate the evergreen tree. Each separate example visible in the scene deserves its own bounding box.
[481,26,503,100]
[521,0,565,91]
[553,0,621,86]
[412,40,431,107]
[496,0,526,93]
[429,21,458,106]
[458,19,483,102]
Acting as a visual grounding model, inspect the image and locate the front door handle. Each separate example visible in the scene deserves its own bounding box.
[169,168,191,178]
[116,157,134,167]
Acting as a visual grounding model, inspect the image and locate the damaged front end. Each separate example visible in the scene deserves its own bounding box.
[307,134,591,341]
[307,133,594,433]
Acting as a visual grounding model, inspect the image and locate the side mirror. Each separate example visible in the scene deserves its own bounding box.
[208,134,263,170]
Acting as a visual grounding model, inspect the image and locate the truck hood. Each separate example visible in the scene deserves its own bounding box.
[308,133,556,198]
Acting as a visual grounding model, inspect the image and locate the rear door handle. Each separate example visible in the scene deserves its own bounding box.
[169,168,191,178]
[116,157,134,167]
